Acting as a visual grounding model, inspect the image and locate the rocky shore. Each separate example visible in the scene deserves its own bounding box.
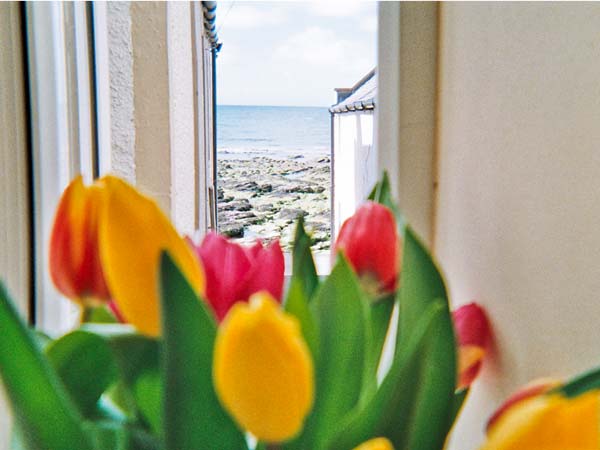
[217,155,331,251]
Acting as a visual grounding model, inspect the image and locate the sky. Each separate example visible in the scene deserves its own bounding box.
[214,1,378,107]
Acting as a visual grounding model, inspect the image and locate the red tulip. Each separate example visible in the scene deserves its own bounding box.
[486,378,561,432]
[334,201,400,297]
[49,176,111,305]
[191,232,284,321]
[452,302,491,389]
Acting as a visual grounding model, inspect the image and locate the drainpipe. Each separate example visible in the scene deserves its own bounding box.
[329,109,335,242]
[201,1,219,230]
[211,44,220,230]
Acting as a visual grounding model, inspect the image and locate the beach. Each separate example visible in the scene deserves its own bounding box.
[217,155,331,251]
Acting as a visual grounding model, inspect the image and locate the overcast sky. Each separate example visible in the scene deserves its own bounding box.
[215,2,378,107]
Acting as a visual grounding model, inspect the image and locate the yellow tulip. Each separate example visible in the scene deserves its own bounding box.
[98,176,205,336]
[480,390,600,450]
[353,437,394,450]
[213,292,314,442]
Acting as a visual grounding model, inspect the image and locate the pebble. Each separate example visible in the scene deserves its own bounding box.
[217,155,331,250]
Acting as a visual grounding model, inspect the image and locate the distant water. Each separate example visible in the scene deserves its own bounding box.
[217,105,330,159]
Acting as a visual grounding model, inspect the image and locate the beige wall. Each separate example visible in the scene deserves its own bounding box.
[378,2,600,448]
[433,3,600,449]
[377,2,439,245]
[0,4,30,449]
[99,2,208,236]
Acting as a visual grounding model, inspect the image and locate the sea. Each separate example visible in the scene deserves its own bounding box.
[217,105,331,160]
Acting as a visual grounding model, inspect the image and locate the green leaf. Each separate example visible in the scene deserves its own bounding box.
[0,282,93,450]
[97,382,137,423]
[368,172,406,230]
[86,421,128,450]
[324,301,445,449]
[448,388,469,430]
[81,305,120,324]
[45,330,119,417]
[285,280,319,359]
[289,256,365,450]
[360,295,395,404]
[290,216,319,299]
[159,252,248,450]
[133,370,162,434]
[394,227,457,450]
[285,217,320,357]
[85,421,162,450]
[105,331,161,431]
[397,228,448,340]
[33,330,52,350]
[555,366,600,398]
[81,323,162,429]
[368,171,392,206]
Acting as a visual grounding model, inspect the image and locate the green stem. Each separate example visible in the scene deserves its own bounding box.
[79,305,92,324]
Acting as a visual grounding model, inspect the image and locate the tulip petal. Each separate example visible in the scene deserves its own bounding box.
[50,176,110,304]
[486,378,561,432]
[453,303,491,388]
[353,437,394,450]
[198,232,253,320]
[481,391,600,450]
[453,303,490,348]
[213,292,314,442]
[98,176,204,336]
[335,201,400,296]
[242,240,284,302]
[195,233,284,321]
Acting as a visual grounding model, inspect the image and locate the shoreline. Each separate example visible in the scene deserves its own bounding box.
[217,154,331,251]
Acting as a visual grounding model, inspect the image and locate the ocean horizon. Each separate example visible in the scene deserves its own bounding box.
[217,104,331,160]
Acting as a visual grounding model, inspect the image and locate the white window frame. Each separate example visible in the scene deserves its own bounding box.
[26,2,216,334]
[26,2,97,336]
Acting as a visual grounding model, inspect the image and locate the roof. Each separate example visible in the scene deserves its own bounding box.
[330,68,376,114]
[202,2,220,50]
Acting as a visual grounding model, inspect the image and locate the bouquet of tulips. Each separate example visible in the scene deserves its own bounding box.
[1,173,599,450]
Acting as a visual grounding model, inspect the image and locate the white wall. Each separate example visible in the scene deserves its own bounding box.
[332,111,376,238]
[434,3,600,449]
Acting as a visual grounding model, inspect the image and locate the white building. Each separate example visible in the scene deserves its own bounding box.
[330,69,377,239]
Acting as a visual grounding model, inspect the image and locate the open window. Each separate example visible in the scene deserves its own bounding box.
[214,2,378,274]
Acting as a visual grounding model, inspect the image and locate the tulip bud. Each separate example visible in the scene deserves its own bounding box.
[49,176,110,305]
[353,437,394,450]
[481,390,600,450]
[486,378,561,432]
[452,303,491,389]
[192,232,284,321]
[213,292,314,442]
[334,201,400,297]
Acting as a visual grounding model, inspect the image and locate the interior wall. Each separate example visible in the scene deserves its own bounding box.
[434,3,600,449]
[0,5,29,448]
[377,2,438,245]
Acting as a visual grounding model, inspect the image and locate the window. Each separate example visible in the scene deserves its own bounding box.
[214,2,378,274]
[21,2,219,334]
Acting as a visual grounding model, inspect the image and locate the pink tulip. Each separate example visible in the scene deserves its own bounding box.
[334,201,400,297]
[452,302,491,389]
[190,232,284,321]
